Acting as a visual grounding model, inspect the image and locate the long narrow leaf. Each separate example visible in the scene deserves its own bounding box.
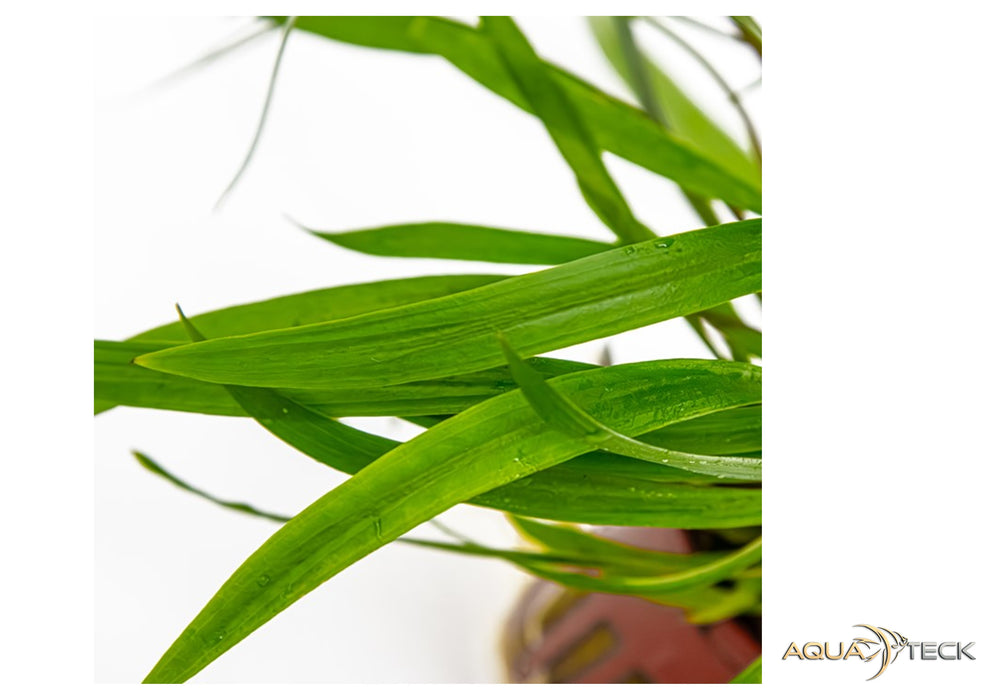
[308,222,613,264]
[409,403,762,457]
[588,17,758,185]
[641,18,762,164]
[132,449,731,581]
[128,345,763,527]
[134,219,762,390]
[215,16,296,208]
[132,274,504,343]
[143,359,759,681]
[509,515,721,573]
[472,463,761,528]
[500,337,761,480]
[134,315,761,528]
[644,404,759,455]
[133,451,289,524]
[403,539,760,620]
[132,451,597,570]
[95,339,589,417]
[529,537,762,596]
[279,16,762,212]
[137,445,759,623]
[96,275,506,414]
[123,317,760,530]
[587,17,762,362]
[481,16,656,245]
[99,339,760,459]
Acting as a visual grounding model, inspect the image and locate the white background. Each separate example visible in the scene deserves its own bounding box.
[3,1,999,697]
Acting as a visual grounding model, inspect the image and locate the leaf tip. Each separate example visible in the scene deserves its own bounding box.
[496,332,519,365]
[174,304,207,343]
[131,351,154,369]
[131,450,159,474]
[281,212,311,234]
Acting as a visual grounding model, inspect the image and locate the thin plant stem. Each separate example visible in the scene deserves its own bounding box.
[730,16,762,58]
[612,17,667,125]
[142,20,277,94]
[645,17,762,164]
[669,16,741,41]
[215,15,297,210]
[610,18,731,359]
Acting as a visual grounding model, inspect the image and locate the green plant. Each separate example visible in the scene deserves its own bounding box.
[95,15,762,683]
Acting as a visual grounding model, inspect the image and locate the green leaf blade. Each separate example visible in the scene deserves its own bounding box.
[132,274,505,343]
[309,222,613,264]
[489,467,761,528]
[282,16,762,212]
[143,359,759,682]
[134,219,762,390]
[133,451,289,524]
[731,656,763,683]
[499,336,761,480]
[281,15,435,53]
[96,339,592,417]
[96,275,507,415]
[588,17,760,187]
[509,515,724,574]
[481,16,657,245]
[536,537,762,596]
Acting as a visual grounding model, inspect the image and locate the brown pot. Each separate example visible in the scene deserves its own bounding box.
[501,527,761,683]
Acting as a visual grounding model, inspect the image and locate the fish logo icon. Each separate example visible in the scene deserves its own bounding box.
[852,624,908,680]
